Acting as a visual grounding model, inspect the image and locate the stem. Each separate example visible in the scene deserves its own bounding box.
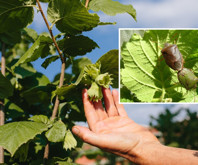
[51,62,66,120]
[85,0,90,8]
[36,0,66,161]
[160,88,165,102]
[0,42,6,163]
[43,143,49,160]
[36,0,65,63]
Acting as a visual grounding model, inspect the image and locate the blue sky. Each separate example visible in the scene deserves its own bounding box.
[2,0,198,125]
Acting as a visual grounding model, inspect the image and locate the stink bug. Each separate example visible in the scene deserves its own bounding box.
[177,68,198,90]
[161,43,184,71]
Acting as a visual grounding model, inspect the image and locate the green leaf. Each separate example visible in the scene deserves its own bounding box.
[41,55,59,69]
[40,0,50,2]
[29,115,52,127]
[13,141,29,162]
[58,35,99,57]
[0,72,14,99]
[23,28,38,42]
[0,31,21,45]
[121,30,198,102]
[0,0,34,33]
[0,121,48,156]
[19,72,50,90]
[12,34,53,69]
[5,100,24,119]
[97,49,118,88]
[120,86,134,102]
[45,121,67,142]
[46,157,76,165]
[47,0,100,34]
[21,86,52,105]
[89,0,136,21]
[63,130,77,150]
[14,63,37,79]
[72,57,92,75]
[56,84,77,99]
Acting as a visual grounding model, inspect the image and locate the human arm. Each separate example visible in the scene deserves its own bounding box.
[72,88,198,165]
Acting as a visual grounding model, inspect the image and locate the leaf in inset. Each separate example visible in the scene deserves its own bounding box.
[58,35,99,57]
[97,49,118,88]
[12,34,53,69]
[89,0,136,21]
[0,121,48,156]
[63,130,77,150]
[0,0,34,33]
[0,72,14,99]
[47,0,100,34]
[45,121,67,142]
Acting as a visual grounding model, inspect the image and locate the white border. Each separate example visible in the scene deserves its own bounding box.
[118,28,198,105]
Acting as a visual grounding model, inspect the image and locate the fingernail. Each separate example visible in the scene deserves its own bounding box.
[72,127,80,135]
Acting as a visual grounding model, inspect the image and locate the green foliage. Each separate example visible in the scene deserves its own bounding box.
[89,0,136,21]
[5,100,24,120]
[0,0,34,33]
[0,121,48,156]
[97,49,118,88]
[45,121,67,142]
[121,30,198,102]
[0,0,136,163]
[13,141,29,162]
[150,108,198,150]
[63,130,77,150]
[56,62,113,102]
[47,0,100,34]
[41,55,59,69]
[0,31,21,46]
[29,115,52,127]
[57,35,99,57]
[0,72,14,99]
[12,33,53,69]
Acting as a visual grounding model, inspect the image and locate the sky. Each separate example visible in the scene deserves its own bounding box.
[3,0,198,125]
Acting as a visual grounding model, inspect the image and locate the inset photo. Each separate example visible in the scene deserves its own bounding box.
[119,29,198,103]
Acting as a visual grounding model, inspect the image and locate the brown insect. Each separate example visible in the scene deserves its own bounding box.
[161,43,184,71]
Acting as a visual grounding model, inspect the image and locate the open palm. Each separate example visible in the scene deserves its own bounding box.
[72,88,159,161]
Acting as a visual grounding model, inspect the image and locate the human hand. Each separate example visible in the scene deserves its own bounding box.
[72,88,160,163]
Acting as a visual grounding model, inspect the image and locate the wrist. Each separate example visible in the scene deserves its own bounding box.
[129,142,198,165]
[129,141,163,164]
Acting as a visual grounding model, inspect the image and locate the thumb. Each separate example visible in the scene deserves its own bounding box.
[72,126,100,146]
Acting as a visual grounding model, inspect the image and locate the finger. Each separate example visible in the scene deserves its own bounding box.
[93,100,108,120]
[82,89,99,130]
[112,90,128,117]
[102,88,119,117]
